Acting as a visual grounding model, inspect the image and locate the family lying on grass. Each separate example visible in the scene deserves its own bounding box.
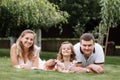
[10,29,104,74]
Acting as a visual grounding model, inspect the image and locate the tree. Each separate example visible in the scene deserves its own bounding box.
[49,0,101,37]
[0,0,69,46]
[99,0,120,55]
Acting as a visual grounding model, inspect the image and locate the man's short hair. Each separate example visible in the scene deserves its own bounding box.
[80,33,95,42]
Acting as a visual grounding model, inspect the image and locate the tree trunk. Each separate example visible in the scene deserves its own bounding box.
[98,23,104,45]
[104,26,110,56]
[98,24,105,58]
[35,29,41,48]
[9,36,16,47]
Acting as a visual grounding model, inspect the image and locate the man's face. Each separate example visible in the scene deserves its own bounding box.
[80,39,95,56]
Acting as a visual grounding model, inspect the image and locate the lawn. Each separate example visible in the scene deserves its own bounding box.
[0,48,120,80]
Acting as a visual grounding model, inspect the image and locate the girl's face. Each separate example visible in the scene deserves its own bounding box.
[21,33,34,49]
[61,44,72,56]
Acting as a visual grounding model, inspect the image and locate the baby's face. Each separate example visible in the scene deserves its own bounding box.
[46,59,56,67]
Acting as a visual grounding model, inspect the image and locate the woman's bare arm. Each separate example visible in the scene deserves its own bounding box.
[10,44,19,67]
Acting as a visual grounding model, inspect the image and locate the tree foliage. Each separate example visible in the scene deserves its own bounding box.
[49,0,101,37]
[100,0,120,29]
[99,0,120,55]
[0,0,69,37]
[99,0,120,41]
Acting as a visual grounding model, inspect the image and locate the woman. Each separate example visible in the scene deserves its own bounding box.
[10,29,40,69]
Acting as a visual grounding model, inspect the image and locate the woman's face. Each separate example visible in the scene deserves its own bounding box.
[61,44,72,56]
[21,33,34,49]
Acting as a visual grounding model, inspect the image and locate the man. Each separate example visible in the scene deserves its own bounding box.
[73,33,104,74]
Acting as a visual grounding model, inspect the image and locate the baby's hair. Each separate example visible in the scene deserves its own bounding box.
[46,59,56,67]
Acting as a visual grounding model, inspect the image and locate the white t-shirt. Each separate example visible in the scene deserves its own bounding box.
[74,42,105,67]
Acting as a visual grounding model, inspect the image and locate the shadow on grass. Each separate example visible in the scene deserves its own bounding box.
[105,56,120,65]
[0,48,120,65]
[0,49,57,60]
[0,48,10,57]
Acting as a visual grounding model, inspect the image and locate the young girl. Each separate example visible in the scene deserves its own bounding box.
[56,41,76,73]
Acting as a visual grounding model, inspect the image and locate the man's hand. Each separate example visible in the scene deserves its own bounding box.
[87,64,104,74]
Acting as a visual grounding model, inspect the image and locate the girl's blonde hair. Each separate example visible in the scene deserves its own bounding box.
[57,41,76,62]
[16,29,36,60]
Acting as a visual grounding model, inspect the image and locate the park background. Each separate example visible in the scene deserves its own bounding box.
[0,0,120,80]
[0,0,120,56]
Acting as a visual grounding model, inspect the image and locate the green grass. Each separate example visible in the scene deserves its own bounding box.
[0,48,120,80]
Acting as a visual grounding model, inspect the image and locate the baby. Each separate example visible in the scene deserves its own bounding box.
[39,59,56,71]
[44,59,57,71]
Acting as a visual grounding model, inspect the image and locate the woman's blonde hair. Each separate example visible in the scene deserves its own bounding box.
[16,29,36,60]
[57,41,76,62]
